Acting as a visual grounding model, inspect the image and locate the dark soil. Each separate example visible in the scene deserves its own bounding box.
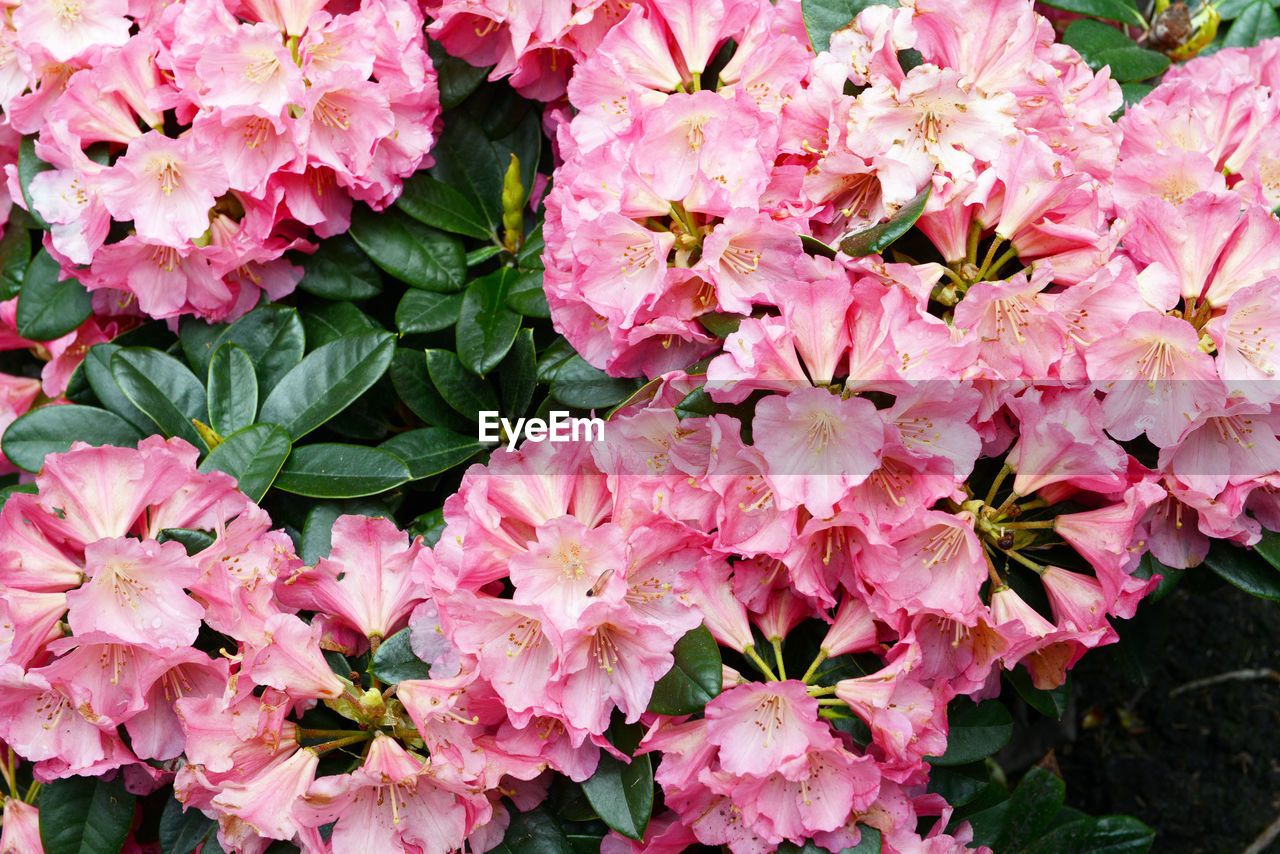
[1001,579,1280,853]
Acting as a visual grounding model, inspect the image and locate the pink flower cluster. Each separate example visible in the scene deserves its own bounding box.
[0,439,512,853]
[543,0,1118,375]
[1,0,440,321]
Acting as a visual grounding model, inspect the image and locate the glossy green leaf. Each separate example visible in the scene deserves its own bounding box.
[430,111,541,231]
[275,443,411,498]
[207,343,259,437]
[549,355,641,410]
[379,427,484,480]
[779,829,882,853]
[210,306,305,395]
[396,290,464,335]
[83,344,152,433]
[300,300,378,348]
[516,223,545,269]
[390,348,474,432]
[259,331,395,440]
[801,0,893,51]
[505,269,550,318]
[349,206,466,293]
[839,184,930,257]
[0,222,30,299]
[1225,1,1280,46]
[581,742,653,841]
[500,329,537,417]
[648,624,722,715]
[16,249,92,341]
[1204,539,1280,600]
[39,775,136,854]
[800,234,838,259]
[18,135,54,230]
[3,404,143,472]
[156,527,216,556]
[110,348,207,449]
[429,40,491,110]
[1006,666,1069,719]
[490,805,573,854]
[1021,816,1155,854]
[1037,0,1145,27]
[994,768,1066,853]
[697,312,743,340]
[158,797,217,854]
[928,764,993,809]
[1093,46,1170,81]
[425,348,498,420]
[1118,82,1154,107]
[457,268,523,375]
[298,234,383,300]
[1063,18,1135,59]
[928,698,1013,766]
[198,423,292,503]
[368,627,433,683]
[396,173,494,239]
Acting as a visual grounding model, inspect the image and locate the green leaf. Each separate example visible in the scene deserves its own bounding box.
[1204,539,1280,600]
[39,775,136,854]
[156,527,217,556]
[1093,46,1170,81]
[390,348,474,432]
[994,768,1066,854]
[1037,0,1145,27]
[16,249,92,341]
[457,268,523,375]
[1118,82,1154,107]
[18,135,54,230]
[0,223,30,299]
[505,269,550,318]
[467,245,506,266]
[300,300,378,348]
[516,223,545,269]
[697,312,743,339]
[839,184,930,257]
[1224,0,1280,46]
[82,344,153,433]
[928,698,1013,766]
[581,737,653,841]
[1253,528,1280,568]
[801,0,893,51]
[178,317,228,377]
[3,404,144,472]
[500,329,537,417]
[275,443,411,498]
[207,344,259,437]
[1021,816,1155,854]
[210,306,306,395]
[298,235,383,300]
[259,331,395,440]
[549,356,641,410]
[198,423,292,503]
[490,805,574,854]
[379,427,484,479]
[1006,666,1069,719]
[158,796,217,854]
[349,206,466,293]
[110,348,207,449]
[1063,18,1136,58]
[397,290,464,335]
[425,348,499,420]
[368,627,433,683]
[647,624,722,715]
[396,173,494,239]
[430,111,541,232]
[429,40,491,110]
[928,763,994,808]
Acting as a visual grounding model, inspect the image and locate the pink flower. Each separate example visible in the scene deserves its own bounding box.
[13,0,130,63]
[704,681,830,776]
[195,23,305,115]
[100,133,230,246]
[66,537,203,648]
[507,516,627,632]
[0,798,43,854]
[276,514,427,649]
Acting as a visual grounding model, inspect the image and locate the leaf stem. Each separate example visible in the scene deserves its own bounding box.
[743,645,779,681]
[801,650,829,685]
